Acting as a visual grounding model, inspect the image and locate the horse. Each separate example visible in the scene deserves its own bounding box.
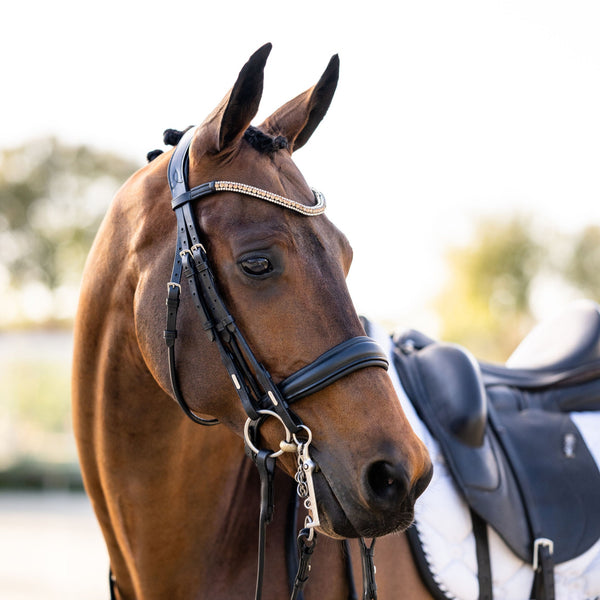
[72,44,433,600]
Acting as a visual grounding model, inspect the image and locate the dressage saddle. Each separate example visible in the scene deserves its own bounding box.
[391,299,600,599]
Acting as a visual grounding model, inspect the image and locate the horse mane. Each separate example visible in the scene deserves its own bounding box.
[146,126,289,162]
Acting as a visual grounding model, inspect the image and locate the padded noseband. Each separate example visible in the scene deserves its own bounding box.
[281,336,389,403]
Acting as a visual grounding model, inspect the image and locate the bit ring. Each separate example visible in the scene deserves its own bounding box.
[244,409,293,458]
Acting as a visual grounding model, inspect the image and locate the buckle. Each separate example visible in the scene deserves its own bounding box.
[166,282,181,302]
[533,538,554,570]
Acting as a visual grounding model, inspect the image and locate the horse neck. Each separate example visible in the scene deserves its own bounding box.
[89,380,279,597]
[72,201,274,596]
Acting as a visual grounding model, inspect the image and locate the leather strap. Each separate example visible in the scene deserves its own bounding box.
[343,539,359,600]
[109,568,117,600]
[481,359,600,388]
[290,529,318,600]
[470,509,493,600]
[254,450,277,600]
[165,280,218,426]
[285,489,301,597]
[280,337,389,403]
[532,540,555,600]
[359,538,378,600]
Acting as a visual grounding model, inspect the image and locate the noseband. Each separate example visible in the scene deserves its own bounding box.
[162,126,387,600]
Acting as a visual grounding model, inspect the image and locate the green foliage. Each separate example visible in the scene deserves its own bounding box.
[0,137,139,291]
[3,359,71,432]
[435,216,545,361]
[564,225,600,300]
[0,137,140,481]
[0,345,77,478]
[434,216,600,362]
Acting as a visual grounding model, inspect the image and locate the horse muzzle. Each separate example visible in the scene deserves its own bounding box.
[312,450,433,539]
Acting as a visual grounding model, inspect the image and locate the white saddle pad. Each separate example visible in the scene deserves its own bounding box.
[369,321,600,600]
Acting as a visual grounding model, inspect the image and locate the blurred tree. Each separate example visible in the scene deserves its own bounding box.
[0,137,139,293]
[434,216,544,361]
[564,225,600,301]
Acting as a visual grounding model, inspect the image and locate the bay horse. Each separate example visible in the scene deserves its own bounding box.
[72,44,433,599]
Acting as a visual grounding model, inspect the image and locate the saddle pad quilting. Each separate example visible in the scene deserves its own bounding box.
[369,321,600,600]
[410,424,600,600]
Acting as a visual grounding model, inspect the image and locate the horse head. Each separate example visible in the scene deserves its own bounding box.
[95,44,432,545]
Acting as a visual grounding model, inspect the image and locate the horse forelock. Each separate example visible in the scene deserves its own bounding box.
[243,126,289,155]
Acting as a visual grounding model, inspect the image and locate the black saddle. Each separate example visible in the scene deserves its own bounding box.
[388,300,600,599]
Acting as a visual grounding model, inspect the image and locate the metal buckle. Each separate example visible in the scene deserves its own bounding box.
[293,425,320,540]
[167,282,181,291]
[533,538,554,570]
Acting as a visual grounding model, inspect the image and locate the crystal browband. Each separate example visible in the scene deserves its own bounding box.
[214,181,326,216]
[171,179,326,216]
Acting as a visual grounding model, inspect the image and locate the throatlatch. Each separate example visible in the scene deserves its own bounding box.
[163,126,387,600]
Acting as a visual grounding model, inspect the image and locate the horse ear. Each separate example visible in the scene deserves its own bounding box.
[261,54,339,152]
[194,43,272,155]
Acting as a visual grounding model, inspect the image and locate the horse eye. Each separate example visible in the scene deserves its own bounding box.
[240,257,273,276]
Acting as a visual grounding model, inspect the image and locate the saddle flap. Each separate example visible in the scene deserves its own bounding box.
[488,399,600,563]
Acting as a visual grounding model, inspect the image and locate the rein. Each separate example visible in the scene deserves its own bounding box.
[161,126,385,599]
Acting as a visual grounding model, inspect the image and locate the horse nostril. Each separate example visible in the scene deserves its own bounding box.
[413,463,433,501]
[366,461,405,503]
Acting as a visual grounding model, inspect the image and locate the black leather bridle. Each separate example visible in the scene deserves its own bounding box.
[160,126,386,599]
[163,126,388,434]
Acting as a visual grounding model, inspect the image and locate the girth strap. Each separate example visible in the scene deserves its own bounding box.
[532,539,556,600]
[470,509,492,600]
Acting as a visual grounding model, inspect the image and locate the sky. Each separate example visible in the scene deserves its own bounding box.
[3,0,600,330]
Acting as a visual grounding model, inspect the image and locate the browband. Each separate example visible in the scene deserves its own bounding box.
[169,127,326,216]
[172,181,326,216]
